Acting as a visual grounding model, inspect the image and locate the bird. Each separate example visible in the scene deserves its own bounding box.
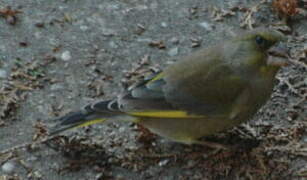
[49,28,288,149]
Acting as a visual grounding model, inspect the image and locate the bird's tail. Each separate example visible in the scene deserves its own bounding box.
[48,100,129,135]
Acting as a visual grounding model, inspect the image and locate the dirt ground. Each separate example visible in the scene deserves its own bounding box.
[0,0,306,179]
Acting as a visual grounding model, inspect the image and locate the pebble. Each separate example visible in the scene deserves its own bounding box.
[32,171,43,178]
[199,21,214,31]
[168,47,178,56]
[61,51,72,61]
[49,37,60,46]
[170,37,179,44]
[80,25,89,31]
[158,159,169,166]
[50,83,63,91]
[37,105,45,114]
[0,69,7,79]
[161,22,168,27]
[1,161,15,174]
[95,173,104,180]
[34,31,42,39]
[27,156,38,162]
[119,127,126,133]
[109,41,118,48]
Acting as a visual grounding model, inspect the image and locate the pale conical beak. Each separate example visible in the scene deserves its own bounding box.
[267,42,289,67]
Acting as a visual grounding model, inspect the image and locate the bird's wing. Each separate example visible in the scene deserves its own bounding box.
[117,64,248,118]
[117,71,185,117]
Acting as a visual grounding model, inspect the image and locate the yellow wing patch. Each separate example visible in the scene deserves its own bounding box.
[146,72,164,84]
[76,118,107,128]
[127,111,204,118]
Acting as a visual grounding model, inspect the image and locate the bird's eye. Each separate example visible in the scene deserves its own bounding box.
[255,35,265,45]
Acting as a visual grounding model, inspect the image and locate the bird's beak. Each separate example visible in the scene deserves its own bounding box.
[267,42,289,67]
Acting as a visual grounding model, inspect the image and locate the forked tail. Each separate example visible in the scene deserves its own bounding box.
[48,100,123,135]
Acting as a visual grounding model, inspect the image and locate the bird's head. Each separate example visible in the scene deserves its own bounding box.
[235,28,289,77]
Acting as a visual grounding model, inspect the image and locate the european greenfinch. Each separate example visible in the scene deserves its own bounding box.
[49,28,288,148]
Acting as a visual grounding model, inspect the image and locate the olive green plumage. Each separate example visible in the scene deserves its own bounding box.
[50,28,287,145]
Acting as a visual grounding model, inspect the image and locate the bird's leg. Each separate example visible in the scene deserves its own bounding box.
[192,140,229,150]
[176,137,228,150]
[190,140,231,158]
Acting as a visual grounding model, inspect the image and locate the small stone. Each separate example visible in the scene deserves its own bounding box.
[170,37,179,44]
[80,25,89,31]
[199,21,214,31]
[49,38,60,46]
[119,127,126,133]
[109,41,118,48]
[33,171,42,178]
[168,47,178,56]
[95,173,103,180]
[34,32,42,39]
[158,159,169,166]
[37,105,45,113]
[61,51,72,61]
[161,22,168,27]
[1,161,15,174]
[27,156,38,162]
[50,83,63,91]
[0,69,7,79]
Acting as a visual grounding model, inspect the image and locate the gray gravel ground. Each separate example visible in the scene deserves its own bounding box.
[0,0,306,179]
